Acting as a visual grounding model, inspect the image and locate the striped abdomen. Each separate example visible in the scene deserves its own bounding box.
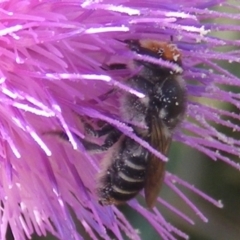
[98,137,149,205]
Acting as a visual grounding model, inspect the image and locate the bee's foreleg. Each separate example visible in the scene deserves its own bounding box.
[101,63,127,71]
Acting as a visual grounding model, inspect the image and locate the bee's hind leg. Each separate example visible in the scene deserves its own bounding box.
[50,122,121,154]
[83,122,121,153]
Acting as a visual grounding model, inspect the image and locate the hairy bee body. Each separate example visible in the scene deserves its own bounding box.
[98,40,187,207]
[50,39,187,208]
[98,136,148,205]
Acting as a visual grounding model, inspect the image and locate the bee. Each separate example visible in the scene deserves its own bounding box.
[53,39,187,208]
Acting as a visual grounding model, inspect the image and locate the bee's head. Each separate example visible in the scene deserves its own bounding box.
[124,39,182,67]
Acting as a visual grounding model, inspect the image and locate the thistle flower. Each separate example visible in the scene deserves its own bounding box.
[1,1,240,240]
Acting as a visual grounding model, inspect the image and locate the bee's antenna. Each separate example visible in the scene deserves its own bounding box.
[114,38,135,44]
[114,39,141,53]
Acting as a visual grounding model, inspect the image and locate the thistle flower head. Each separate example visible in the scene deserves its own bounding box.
[0,1,240,240]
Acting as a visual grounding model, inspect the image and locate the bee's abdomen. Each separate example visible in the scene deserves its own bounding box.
[99,140,148,205]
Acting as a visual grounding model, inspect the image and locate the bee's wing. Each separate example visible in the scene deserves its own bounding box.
[144,117,171,209]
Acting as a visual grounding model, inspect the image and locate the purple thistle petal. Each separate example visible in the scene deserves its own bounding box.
[0,0,239,240]
[114,208,141,240]
[158,198,195,225]
[129,200,189,240]
[152,207,189,240]
[165,173,223,208]
[165,178,208,223]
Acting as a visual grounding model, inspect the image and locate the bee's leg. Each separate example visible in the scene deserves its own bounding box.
[83,128,121,153]
[50,123,121,153]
